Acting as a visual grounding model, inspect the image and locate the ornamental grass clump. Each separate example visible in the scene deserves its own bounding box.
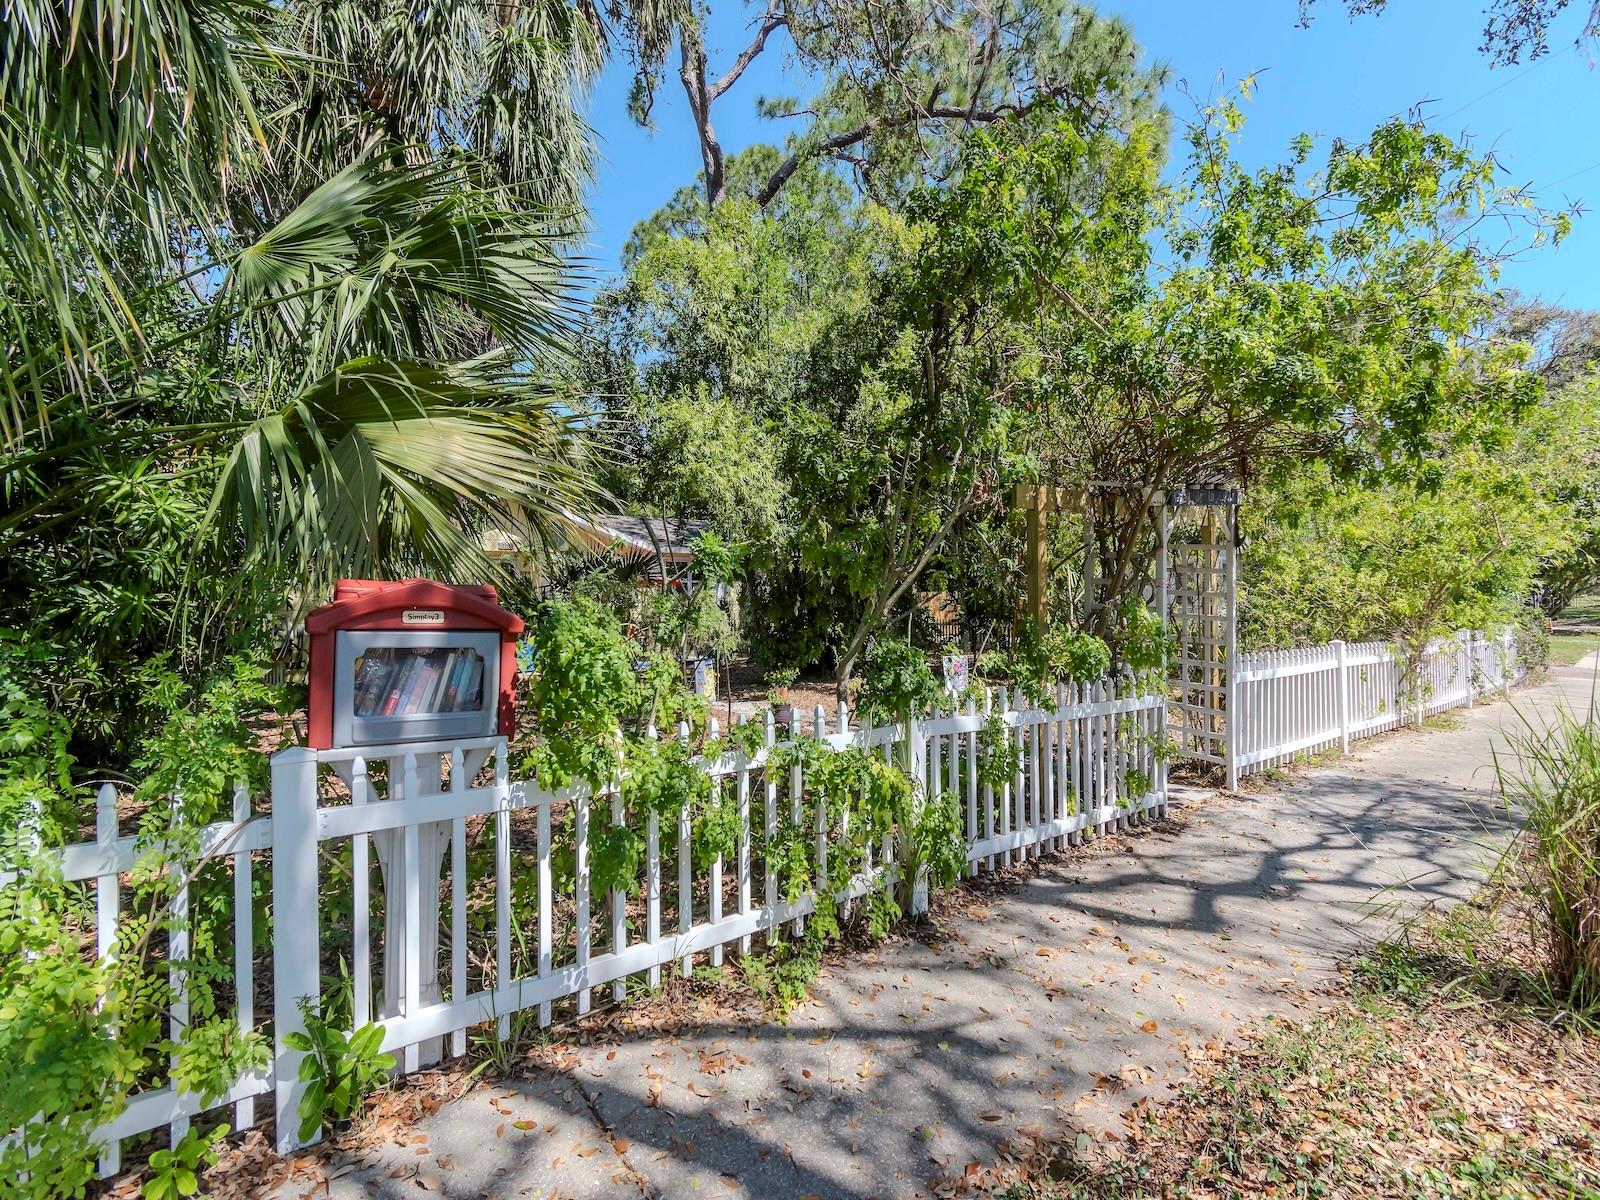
[1495,707,1600,1010]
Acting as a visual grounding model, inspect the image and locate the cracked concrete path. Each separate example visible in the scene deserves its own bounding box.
[272,665,1593,1200]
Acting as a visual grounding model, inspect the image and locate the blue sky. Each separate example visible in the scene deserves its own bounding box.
[580,1,1600,307]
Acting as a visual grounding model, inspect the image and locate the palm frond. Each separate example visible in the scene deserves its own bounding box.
[473,0,609,206]
[206,354,608,585]
[0,0,280,444]
[226,155,583,380]
[273,0,609,211]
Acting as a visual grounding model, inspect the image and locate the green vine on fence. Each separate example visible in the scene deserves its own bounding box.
[0,650,280,1199]
[515,616,966,1005]
[975,710,1021,796]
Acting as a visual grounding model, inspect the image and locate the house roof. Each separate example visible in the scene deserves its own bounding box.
[482,514,710,560]
[581,515,709,558]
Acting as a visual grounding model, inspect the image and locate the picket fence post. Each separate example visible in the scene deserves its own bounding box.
[94,783,122,1176]
[271,747,321,1154]
[1332,639,1351,755]
[1464,631,1477,707]
[908,709,929,915]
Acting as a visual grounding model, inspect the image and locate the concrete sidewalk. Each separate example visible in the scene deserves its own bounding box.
[276,665,1592,1200]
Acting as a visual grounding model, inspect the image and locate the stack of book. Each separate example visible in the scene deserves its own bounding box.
[352,648,485,718]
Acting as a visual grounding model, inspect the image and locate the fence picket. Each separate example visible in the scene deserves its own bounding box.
[494,748,510,1038]
[997,687,1013,864]
[789,720,805,938]
[812,706,829,909]
[231,784,255,1135]
[982,687,995,871]
[678,721,694,977]
[351,759,371,1029]
[763,710,778,949]
[94,784,121,1176]
[575,787,592,1014]
[612,766,628,999]
[169,814,190,1148]
[964,693,978,876]
[271,747,320,1154]
[449,748,468,1058]
[709,718,724,969]
[737,722,753,957]
[401,753,423,1073]
[537,794,552,1028]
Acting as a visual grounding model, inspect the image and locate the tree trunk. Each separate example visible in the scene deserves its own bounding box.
[834,657,853,710]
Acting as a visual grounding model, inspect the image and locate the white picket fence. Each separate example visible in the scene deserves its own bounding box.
[9,679,1166,1173]
[1231,629,1522,778]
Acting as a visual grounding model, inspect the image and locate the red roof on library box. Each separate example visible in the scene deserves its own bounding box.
[305,579,524,750]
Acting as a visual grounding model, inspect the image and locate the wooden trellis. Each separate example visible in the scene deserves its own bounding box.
[1009,479,1243,785]
[1164,486,1242,788]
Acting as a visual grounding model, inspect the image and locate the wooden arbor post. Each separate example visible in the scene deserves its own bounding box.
[1012,483,1086,633]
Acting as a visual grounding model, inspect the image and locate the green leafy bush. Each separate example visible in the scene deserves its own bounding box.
[285,1005,395,1143]
[141,1123,227,1200]
[0,650,277,1198]
[520,598,640,790]
[856,637,942,724]
[980,620,1113,706]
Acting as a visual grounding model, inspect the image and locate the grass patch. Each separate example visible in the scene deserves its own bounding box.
[1557,593,1600,627]
[1495,707,1600,1011]
[1548,631,1600,667]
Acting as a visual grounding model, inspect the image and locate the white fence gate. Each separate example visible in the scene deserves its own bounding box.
[10,680,1166,1172]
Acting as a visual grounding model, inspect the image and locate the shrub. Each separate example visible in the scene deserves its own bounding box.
[285,1005,395,1143]
[856,637,942,725]
[1495,707,1600,1009]
[0,649,278,1197]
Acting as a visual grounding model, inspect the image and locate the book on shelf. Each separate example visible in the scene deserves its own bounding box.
[379,653,419,716]
[441,650,472,711]
[424,649,459,713]
[459,655,484,711]
[405,656,444,716]
[353,653,389,715]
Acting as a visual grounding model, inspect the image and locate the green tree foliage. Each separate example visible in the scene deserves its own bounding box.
[915,88,1564,634]
[0,0,622,760]
[622,0,1166,208]
[616,385,786,546]
[597,166,1018,692]
[1240,388,1591,652]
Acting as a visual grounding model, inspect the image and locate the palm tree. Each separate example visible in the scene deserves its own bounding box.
[0,0,645,755]
[1,0,620,600]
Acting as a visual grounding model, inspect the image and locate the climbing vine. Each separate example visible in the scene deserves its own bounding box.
[983,619,1113,707]
[0,653,279,1199]
[975,711,1022,796]
[511,614,1028,1016]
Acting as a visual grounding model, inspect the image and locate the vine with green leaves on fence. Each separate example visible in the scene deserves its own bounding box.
[511,608,967,1007]
[1,649,282,1199]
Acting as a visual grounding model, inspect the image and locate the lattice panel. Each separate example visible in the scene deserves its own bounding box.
[1166,524,1238,773]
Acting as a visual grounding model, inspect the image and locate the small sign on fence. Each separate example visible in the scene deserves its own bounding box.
[941,653,969,697]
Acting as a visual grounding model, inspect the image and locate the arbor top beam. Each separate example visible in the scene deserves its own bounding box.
[1023,481,1243,508]
[1011,483,1086,512]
